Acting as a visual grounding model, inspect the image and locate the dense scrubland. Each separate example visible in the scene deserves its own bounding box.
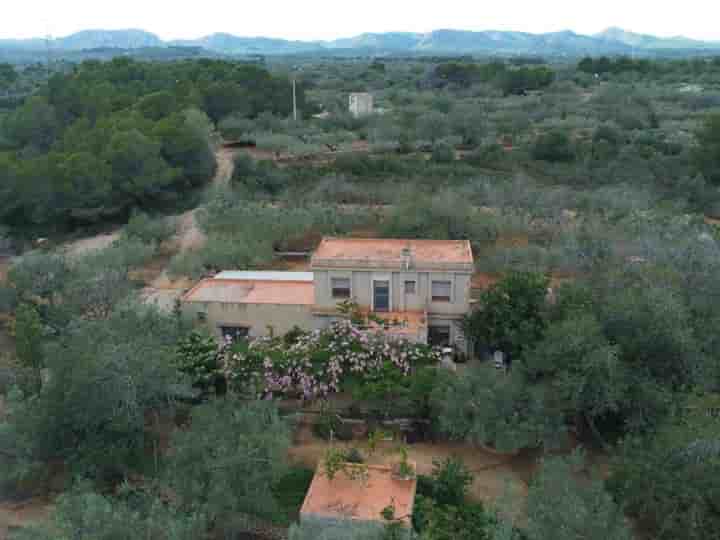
[1,54,720,540]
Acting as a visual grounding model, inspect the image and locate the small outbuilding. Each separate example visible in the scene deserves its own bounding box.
[180,271,315,341]
[349,92,374,118]
[300,464,417,537]
[300,463,416,536]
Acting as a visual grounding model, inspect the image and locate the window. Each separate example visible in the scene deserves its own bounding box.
[220,326,249,343]
[331,277,351,299]
[431,280,452,302]
[404,280,416,294]
[197,311,207,322]
[428,325,451,347]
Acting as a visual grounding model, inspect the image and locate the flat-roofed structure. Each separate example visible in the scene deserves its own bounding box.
[311,237,474,271]
[300,463,416,530]
[181,273,315,341]
[349,92,374,118]
[183,279,315,305]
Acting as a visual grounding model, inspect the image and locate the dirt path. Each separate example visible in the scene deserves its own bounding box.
[61,231,122,259]
[213,147,235,186]
[137,146,237,309]
[165,146,234,255]
[61,146,233,259]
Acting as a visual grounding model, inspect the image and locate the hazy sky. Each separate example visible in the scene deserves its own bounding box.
[2,0,718,41]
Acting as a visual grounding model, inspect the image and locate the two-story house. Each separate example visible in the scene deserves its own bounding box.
[310,237,473,348]
[181,237,474,350]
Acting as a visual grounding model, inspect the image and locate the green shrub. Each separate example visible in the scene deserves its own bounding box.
[122,210,175,245]
[313,407,342,440]
[272,466,315,524]
[428,457,474,506]
[332,154,406,179]
[232,153,290,195]
[465,143,506,168]
[382,193,499,248]
[532,130,575,163]
[413,496,496,539]
[344,447,365,464]
[431,142,455,163]
[174,330,222,392]
[218,113,256,141]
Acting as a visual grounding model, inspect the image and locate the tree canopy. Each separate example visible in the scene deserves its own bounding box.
[0,58,305,230]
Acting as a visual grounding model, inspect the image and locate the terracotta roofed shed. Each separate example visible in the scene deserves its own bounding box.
[300,463,417,533]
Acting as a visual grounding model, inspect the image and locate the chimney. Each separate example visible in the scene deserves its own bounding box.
[401,246,413,271]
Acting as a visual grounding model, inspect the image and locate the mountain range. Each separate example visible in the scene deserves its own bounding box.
[1,27,719,57]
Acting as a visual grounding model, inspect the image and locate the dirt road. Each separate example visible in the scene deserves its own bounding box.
[137,147,237,309]
[213,147,235,186]
[61,146,234,258]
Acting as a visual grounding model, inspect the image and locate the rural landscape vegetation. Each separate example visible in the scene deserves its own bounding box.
[1,22,720,540]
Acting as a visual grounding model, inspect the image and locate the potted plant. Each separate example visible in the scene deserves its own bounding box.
[391,446,415,481]
[322,447,369,485]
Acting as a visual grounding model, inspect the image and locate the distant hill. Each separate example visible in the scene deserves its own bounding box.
[2,27,719,58]
[596,27,720,50]
[169,33,322,55]
[0,38,46,51]
[55,29,163,50]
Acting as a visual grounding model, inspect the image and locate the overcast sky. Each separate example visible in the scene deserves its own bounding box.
[2,0,718,41]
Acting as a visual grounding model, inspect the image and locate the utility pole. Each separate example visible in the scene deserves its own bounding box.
[44,34,53,78]
[292,77,297,122]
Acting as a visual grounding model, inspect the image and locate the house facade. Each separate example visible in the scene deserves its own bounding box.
[181,238,474,349]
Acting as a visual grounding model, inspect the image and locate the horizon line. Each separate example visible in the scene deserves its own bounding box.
[1,25,717,44]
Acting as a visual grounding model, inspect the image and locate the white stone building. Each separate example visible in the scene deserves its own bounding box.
[348,92,374,117]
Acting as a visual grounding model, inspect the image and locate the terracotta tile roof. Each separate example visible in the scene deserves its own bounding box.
[181,279,314,305]
[300,463,417,526]
[312,237,473,270]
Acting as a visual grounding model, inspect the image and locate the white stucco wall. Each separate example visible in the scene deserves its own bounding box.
[183,301,315,339]
[313,269,471,316]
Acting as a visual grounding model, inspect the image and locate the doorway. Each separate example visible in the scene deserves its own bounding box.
[373,280,390,312]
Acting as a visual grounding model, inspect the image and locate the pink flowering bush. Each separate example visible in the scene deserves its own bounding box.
[221,320,440,401]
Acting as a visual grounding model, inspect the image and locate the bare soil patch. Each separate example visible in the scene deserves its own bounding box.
[0,498,54,540]
[0,257,11,284]
[61,231,121,259]
[288,423,529,507]
[213,147,235,186]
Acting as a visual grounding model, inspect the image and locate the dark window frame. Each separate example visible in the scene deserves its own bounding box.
[331,277,352,299]
[220,325,250,343]
[428,325,451,347]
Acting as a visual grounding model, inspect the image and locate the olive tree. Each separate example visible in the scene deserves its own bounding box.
[164,398,292,523]
[607,400,720,540]
[10,483,206,540]
[431,366,565,452]
[0,304,187,484]
[693,113,720,184]
[525,452,632,540]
